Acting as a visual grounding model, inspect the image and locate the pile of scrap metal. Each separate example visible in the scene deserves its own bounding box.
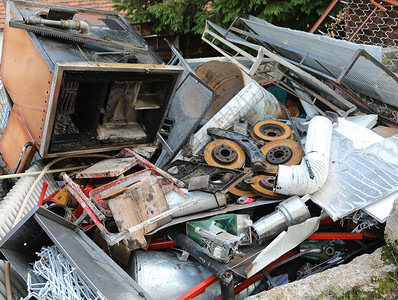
[0,1,397,299]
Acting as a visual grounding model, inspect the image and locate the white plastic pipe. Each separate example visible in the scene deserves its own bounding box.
[274,116,333,195]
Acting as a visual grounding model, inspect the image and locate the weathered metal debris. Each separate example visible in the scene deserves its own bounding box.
[0,0,397,299]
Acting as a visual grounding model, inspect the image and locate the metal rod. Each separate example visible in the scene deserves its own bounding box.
[61,172,106,227]
[348,7,378,42]
[38,182,49,206]
[310,0,340,33]
[0,165,90,180]
[279,69,344,115]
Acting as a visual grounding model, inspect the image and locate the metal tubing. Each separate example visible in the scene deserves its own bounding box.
[163,228,235,299]
[60,173,106,231]
[23,16,90,34]
[348,7,379,42]
[220,280,235,300]
[38,182,48,206]
[12,142,33,173]
[309,0,340,33]
[370,0,388,11]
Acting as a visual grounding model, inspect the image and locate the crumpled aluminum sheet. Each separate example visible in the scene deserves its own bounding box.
[311,133,398,221]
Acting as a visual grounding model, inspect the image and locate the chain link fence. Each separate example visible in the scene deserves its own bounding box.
[316,0,398,73]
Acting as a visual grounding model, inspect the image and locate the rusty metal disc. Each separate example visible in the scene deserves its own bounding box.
[250,175,284,199]
[252,120,291,142]
[204,139,246,169]
[260,139,302,174]
[229,182,259,197]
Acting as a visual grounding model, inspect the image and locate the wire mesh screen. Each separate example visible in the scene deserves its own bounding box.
[238,16,398,123]
[155,71,216,168]
[316,0,398,73]
[0,80,10,132]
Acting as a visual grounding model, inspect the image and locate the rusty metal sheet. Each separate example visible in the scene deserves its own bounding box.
[0,107,36,173]
[76,157,137,179]
[108,176,171,250]
[0,22,52,148]
[195,61,244,120]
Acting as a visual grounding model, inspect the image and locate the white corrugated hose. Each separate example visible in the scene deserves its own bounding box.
[274,116,333,195]
[0,162,59,299]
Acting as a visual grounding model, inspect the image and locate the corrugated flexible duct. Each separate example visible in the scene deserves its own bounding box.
[0,162,59,299]
[274,116,333,195]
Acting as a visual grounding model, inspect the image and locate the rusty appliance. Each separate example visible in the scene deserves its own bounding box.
[0,0,183,172]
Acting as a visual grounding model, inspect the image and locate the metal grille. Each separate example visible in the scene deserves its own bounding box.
[155,71,217,168]
[316,0,398,72]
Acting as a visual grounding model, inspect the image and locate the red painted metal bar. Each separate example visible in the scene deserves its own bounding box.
[369,0,387,11]
[147,240,178,250]
[38,182,48,206]
[306,232,363,239]
[61,172,106,231]
[232,251,297,297]
[309,0,339,33]
[43,186,63,203]
[180,251,297,300]
[176,275,219,300]
[320,217,335,225]
[116,148,185,187]
[383,0,398,6]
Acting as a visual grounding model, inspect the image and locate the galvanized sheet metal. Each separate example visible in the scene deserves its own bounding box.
[311,133,398,220]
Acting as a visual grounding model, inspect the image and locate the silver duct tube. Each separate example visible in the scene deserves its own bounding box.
[252,195,311,243]
[274,116,333,195]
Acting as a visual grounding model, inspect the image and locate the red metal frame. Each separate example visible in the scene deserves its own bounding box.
[116,148,185,187]
[61,172,106,231]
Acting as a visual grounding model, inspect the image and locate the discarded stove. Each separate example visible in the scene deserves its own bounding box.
[0,0,183,173]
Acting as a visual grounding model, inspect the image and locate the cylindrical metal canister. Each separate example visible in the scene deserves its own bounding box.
[252,195,311,243]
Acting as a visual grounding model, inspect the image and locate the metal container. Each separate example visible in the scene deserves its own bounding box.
[252,195,311,243]
[127,250,259,300]
[195,60,244,120]
[127,250,219,299]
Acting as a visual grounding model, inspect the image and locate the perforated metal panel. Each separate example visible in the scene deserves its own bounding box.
[156,72,217,168]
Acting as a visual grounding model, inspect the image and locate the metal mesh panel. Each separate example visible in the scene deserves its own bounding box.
[238,16,398,122]
[0,80,10,132]
[316,0,398,72]
[155,72,216,168]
